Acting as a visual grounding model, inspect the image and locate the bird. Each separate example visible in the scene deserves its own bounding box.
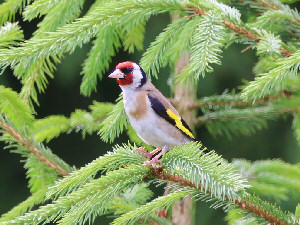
[108,61,205,165]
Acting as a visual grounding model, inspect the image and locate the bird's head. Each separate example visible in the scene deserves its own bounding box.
[108,61,147,89]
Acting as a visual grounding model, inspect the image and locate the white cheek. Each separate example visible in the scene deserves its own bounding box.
[131,70,143,87]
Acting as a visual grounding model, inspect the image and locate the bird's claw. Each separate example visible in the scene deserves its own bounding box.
[135,147,150,158]
[143,157,161,166]
[135,147,161,160]
[136,146,169,166]
[143,149,163,166]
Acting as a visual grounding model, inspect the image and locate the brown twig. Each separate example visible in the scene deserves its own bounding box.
[0,121,70,176]
[241,45,252,53]
[188,90,292,109]
[223,20,260,42]
[185,6,292,57]
[254,0,279,10]
[244,0,299,50]
[234,199,287,225]
[194,106,300,126]
[149,166,289,225]
[170,90,292,109]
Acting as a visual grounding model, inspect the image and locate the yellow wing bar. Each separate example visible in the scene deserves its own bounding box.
[166,109,195,139]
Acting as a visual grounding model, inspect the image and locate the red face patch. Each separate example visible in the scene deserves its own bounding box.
[116,61,134,70]
[117,73,133,86]
[116,61,134,86]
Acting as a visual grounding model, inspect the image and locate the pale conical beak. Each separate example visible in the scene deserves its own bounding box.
[108,69,124,79]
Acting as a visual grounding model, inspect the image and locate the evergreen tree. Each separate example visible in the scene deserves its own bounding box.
[0,0,300,224]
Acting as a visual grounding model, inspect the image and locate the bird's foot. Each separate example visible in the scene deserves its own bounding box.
[137,146,169,166]
[142,146,170,166]
[135,147,149,158]
[136,147,161,160]
[143,155,162,165]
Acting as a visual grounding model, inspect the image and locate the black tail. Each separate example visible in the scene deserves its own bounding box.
[199,145,210,154]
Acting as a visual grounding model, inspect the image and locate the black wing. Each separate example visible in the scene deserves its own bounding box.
[147,93,194,139]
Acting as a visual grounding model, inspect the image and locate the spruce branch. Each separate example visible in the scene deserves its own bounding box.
[18,0,84,107]
[186,5,292,57]
[222,20,260,42]
[33,115,70,143]
[25,155,58,193]
[254,0,281,10]
[0,22,23,48]
[109,183,154,215]
[0,0,185,105]
[176,12,227,82]
[17,56,60,107]
[0,119,71,176]
[186,90,291,109]
[193,93,300,138]
[0,85,34,128]
[195,106,278,125]
[0,188,47,222]
[6,165,148,225]
[233,197,288,225]
[81,5,147,96]
[32,0,84,35]
[112,188,198,225]
[23,0,64,21]
[202,118,270,138]
[295,204,300,225]
[46,143,145,199]
[165,16,198,65]
[0,0,32,25]
[140,17,187,78]
[145,143,292,224]
[233,159,300,202]
[121,20,146,53]
[109,183,170,225]
[0,0,185,67]
[226,206,263,225]
[150,166,291,225]
[56,166,148,225]
[0,1,299,224]
[81,27,121,96]
[99,94,129,143]
[33,101,114,142]
[160,142,248,201]
[241,50,300,100]
[254,0,300,27]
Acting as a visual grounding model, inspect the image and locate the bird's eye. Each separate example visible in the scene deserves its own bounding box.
[121,67,133,74]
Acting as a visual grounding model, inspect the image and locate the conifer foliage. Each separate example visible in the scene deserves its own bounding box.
[0,0,300,224]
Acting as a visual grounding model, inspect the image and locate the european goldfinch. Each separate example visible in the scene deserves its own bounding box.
[108,61,201,164]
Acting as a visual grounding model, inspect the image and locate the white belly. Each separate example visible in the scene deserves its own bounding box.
[122,91,190,148]
[129,110,183,148]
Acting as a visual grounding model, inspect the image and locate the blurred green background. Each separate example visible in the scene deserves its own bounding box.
[1,1,300,224]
